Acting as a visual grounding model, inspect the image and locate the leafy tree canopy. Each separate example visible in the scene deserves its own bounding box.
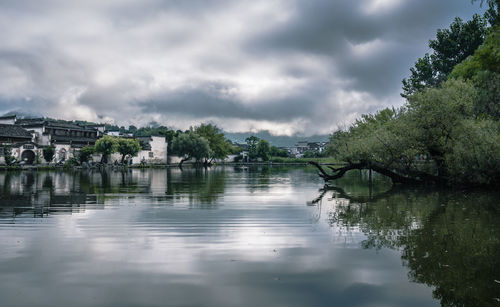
[256,139,271,161]
[449,26,500,117]
[117,138,141,163]
[171,131,210,166]
[472,0,500,25]
[402,14,487,97]
[42,146,55,163]
[79,146,94,163]
[245,136,260,161]
[194,123,231,162]
[270,146,289,158]
[94,135,118,163]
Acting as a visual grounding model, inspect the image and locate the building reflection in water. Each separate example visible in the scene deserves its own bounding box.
[0,169,171,220]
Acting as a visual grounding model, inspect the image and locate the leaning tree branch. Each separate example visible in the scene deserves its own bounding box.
[308,160,439,185]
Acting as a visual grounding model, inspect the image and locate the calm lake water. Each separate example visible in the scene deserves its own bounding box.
[0,166,499,307]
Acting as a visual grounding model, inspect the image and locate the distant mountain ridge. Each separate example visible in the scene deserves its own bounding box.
[223,130,330,147]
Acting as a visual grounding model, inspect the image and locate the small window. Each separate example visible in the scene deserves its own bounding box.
[148,152,154,158]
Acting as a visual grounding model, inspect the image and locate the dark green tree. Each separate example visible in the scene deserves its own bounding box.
[94,135,118,164]
[472,0,500,25]
[270,146,289,157]
[245,136,260,161]
[450,27,500,118]
[128,125,138,134]
[3,145,14,165]
[194,123,231,164]
[79,146,95,163]
[116,138,141,163]
[256,139,270,161]
[402,15,487,97]
[171,132,210,167]
[42,146,55,163]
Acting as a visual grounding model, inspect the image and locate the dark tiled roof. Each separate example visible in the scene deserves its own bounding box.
[46,122,96,131]
[0,115,16,120]
[51,135,98,143]
[0,124,32,139]
[15,118,45,124]
[17,118,98,132]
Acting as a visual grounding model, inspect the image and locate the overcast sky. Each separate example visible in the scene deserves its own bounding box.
[0,0,483,136]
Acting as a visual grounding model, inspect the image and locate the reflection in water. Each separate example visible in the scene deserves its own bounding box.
[166,167,227,205]
[0,169,170,220]
[0,167,498,306]
[313,171,500,306]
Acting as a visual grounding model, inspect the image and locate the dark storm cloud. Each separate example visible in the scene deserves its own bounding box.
[0,0,483,135]
[140,79,332,122]
[246,0,480,97]
[249,0,476,53]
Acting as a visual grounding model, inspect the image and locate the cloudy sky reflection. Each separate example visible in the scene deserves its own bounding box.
[0,168,438,306]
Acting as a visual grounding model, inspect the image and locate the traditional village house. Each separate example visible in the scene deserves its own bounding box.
[131,135,168,164]
[16,118,103,162]
[1,114,168,165]
[0,122,36,164]
[0,115,17,125]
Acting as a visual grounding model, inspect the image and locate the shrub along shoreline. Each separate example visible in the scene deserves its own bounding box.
[0,157,339,171]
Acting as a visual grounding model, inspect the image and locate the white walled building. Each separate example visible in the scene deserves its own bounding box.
[108,135,168,165]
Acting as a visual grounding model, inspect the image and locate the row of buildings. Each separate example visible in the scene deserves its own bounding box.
[0,114,327,165]
[288,141,327,157]
[0,115,167,165]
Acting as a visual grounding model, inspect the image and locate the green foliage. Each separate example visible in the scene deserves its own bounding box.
[134,126,173,138]
[116,138,141,163]
[449,27,500,118]
[474,71,500,117]
[245,136,260,161]
[194,123,231,162]
[42,146,55,163]
[94,135,118,163]
[444,119,500,185]
[402,15,487,97]
[3,145,14,165]
[64,157,80,168]
[472,0,500,25]
[171,132,210,165]
[256,139,270,161]
[331,14,500,186]
[406,79,476,161]
[229,144,243,155]
[402,54,437,96]
[322,185,500,306]
[270,146,289,158]
[79,146,95,163]
[329,78,500,185]
[128,125,137,134]
[450,26,500,79]
[302,151,316,158]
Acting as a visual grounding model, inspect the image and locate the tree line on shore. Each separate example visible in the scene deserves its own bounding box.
[316,2,500,186]
[1,123,300,167]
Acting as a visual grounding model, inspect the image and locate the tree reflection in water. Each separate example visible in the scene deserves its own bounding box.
[310,181,500,306]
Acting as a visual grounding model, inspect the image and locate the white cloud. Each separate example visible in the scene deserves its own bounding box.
[0,0,482,135]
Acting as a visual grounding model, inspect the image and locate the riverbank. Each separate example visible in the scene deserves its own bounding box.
[0,158,339,171]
